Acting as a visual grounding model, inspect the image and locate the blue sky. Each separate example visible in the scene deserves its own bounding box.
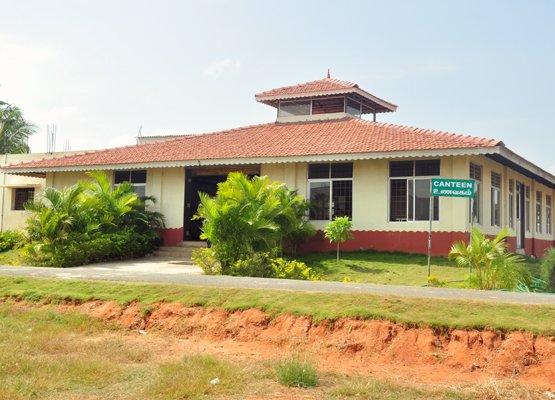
[1,0,554,172]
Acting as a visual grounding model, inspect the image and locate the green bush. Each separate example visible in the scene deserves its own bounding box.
[194,172,314,269]
[24,228,159,268]
[427,275,446,287]
[0,230,24,252]
[191,248,222,275]
[449,228,527,290]
[23,172,163,268]
[276,355,318,388]
[541,247,555,292]
[230,252,273,277]
[271,258,320,280]
[196,250,319,281]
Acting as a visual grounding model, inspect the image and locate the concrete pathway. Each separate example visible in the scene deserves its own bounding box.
[0,257,554,305]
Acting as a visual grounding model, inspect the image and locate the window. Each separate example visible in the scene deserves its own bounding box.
[13,188,34,210]
[346,98,362,117]
[508,179,514,229]
[114,170,147,197]
[389,160,440,222]
[525,186,530,232]
[469,163,482,223]
[536,191,542,233]
[311,97,344,114]
[278,101,311,117]
[547,195,552,235]
[308,163,352,220]
[491,172,501,227]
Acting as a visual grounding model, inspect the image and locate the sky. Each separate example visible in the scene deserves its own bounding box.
[1,0,554,173]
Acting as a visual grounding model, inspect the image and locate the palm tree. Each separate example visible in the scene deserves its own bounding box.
[24,184,95,250]
[448,228,525,290]
[0,102,37,153]
[83,171,165,232]
[194,172,314,269]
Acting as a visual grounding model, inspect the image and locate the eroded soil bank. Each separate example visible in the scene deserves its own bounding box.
[39,300,555,389]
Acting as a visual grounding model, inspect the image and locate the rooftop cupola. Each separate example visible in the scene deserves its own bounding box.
[255,71,397,123]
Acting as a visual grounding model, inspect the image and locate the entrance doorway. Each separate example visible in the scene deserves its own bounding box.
[516,182,525,249]
[183,165,261,241]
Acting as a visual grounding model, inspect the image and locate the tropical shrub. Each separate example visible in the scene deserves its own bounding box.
[0,230,24,252]
[324,216,354,263]
[191,248,222,275]
[540,247,555,292]
[23,172,163,267]
[270,258,320,280]
[194,172,314,269]
[229,252,274,277]
[449,228,528,290]
[427,275,446,287]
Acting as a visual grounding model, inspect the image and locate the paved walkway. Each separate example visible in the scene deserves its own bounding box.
[0,257,554,305]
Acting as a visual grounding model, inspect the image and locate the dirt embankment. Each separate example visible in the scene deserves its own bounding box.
[55,301,555,389]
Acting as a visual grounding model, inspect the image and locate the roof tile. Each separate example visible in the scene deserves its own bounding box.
[5,117,501,171]
[255,77,357,98]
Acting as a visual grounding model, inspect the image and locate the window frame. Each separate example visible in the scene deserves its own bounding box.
[536,191,542,234]
[525,186,531,232]
[113,170,147,197]
[547,195,552,235]
[308,163,353,221]
[12,187,35,211]
[490,172,502,227]
[508,179,514,229]
[469,163,482,224]
[388,160,440,222]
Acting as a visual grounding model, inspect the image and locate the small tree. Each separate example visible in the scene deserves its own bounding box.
[324,216,353,263]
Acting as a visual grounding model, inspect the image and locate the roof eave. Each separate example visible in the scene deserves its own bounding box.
[1,146,501,175]
[255,87,397,113]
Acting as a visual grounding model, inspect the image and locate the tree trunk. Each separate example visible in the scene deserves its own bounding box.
[336,242,340,264]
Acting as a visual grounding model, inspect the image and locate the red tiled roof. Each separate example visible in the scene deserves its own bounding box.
[255,77,358,98]
[4,117,501,171]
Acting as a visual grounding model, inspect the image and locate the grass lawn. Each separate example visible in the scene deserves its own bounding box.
[0,301,543,400]
[1,275,554,334]
[298,250,540,288]
[0,248,26,266]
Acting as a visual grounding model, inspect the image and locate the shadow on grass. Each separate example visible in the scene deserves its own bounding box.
[345,264,385,274]
[298,250,456,268]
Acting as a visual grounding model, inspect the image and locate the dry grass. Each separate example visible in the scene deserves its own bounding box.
[147,354,246,399]
[0,301,547,400]
[464,379,547,400]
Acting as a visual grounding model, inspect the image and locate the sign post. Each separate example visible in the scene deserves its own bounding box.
[427,178,475,280]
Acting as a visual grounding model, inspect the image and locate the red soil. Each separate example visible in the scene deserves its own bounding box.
[58,301,555,389]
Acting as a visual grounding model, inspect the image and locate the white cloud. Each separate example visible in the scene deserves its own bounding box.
[202,58,241,77]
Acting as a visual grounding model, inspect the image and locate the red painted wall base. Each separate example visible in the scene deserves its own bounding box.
[298,230,554,257]
[155,226,554,257]
[156,227,184,246]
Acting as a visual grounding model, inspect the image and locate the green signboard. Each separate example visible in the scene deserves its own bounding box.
[431,178,475,198]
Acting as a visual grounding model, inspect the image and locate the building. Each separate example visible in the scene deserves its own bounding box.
[0,152,81,231]
[3,75,554,256]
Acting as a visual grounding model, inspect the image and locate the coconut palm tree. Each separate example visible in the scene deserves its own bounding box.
[0,102,37,154]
